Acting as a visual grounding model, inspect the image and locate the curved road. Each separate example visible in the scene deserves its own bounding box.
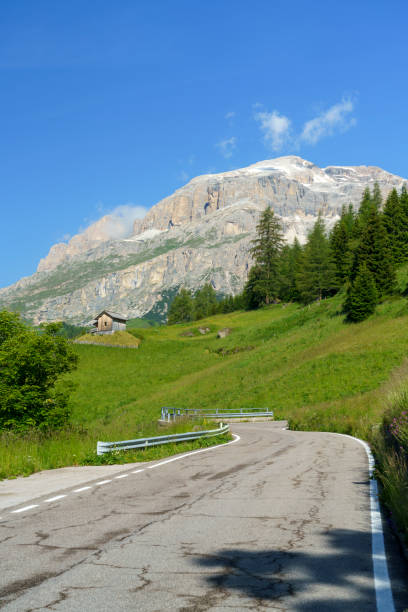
[0,423,407,611]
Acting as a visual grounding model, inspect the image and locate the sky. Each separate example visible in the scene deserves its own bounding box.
[1,0,408,288]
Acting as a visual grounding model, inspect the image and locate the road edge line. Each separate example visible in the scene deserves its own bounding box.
[331,432,395,612]
[147,433,241,469]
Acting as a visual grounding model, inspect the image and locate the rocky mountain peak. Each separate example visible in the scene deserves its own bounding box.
[1,156,406,325]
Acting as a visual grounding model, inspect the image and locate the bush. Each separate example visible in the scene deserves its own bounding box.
[373,389,408,544]
[0,312,78,431]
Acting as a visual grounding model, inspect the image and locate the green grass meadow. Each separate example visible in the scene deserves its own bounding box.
[3,273,408,480]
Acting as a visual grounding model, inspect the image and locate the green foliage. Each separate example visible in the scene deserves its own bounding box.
[344,264,378,322]
[0,310,26,345]
[371,182,383,211]
[58,321,88,339]
[356,186,377,229]
[278,239,302,302]
[373,388,408,545]
[351,207,396,297]
[194,283,218,320]
[242,265,266,310]
[330,204,355,284]
[296,216,338,304]
[0,312,78,431]
[3,283,408,478]
[167,288,194,324]
[246,207,284,305]
[383,188,408,264]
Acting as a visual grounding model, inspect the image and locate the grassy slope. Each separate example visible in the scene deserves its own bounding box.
[75,330,141,347]
[69,289,408,442]
[2,268,408,478]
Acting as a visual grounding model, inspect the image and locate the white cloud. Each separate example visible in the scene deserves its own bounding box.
[101,204,148,239]
[225,111,236,120]
[216,136,237,159]
[78,203,148,241]
[254,110,292,151]
[299,98,356,145]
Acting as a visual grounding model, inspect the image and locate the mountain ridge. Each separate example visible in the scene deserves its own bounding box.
[1,156,406,324]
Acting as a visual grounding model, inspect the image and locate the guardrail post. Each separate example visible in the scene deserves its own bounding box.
[97,442,103,456]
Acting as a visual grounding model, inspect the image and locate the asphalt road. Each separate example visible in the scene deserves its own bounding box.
[0,422,407,611]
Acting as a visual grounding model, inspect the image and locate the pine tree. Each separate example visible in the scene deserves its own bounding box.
[243,265,266,310]
[330,204,355,284]
[167,288,194,324]
[278,239,302,302]
[249,207,284,304]
[344,264,378,322]
[372,182,382,211]
[351,207,396,296]
[194,284,218,320]
[296,216,338,304]
[358,187,374,221]
[353,187,376,238]
[383,188,408,264]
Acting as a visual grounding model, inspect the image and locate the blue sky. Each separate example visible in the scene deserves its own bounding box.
[1,0,408,287]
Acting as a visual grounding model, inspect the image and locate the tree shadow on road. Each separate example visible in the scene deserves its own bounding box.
[192,528,380,611]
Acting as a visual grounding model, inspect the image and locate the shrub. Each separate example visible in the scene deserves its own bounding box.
[0,312,78,431]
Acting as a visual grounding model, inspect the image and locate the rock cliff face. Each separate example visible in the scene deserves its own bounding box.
[0,156,406,324]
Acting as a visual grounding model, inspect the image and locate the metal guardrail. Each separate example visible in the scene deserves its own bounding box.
[97,423,229,455]
[161,407,273,422]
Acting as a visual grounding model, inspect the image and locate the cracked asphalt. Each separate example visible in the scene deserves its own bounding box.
[0,422,407,611]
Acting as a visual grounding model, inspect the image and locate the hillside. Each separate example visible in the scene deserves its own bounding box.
[0,156,405,325]
[2,273,408,479]
[75,330,141,348]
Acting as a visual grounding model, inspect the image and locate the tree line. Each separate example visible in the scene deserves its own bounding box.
[168,183,408,324]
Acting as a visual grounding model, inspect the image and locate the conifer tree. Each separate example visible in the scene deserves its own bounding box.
[400,184,408,214]
[296,216,338,304]
[353,187,377,238]
[167,288,194,324]
[278,239,302,302]
[351,207,396,296]
[357,187,374,222]
[383,188,408,264]
[194,283,218,320]
[248,207,284,305]
[243,265,266,310]
[344,264,378,322]
[330,204,355,284]
[372,182,382,211]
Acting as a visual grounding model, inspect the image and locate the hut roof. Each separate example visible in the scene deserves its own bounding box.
[95,310,127,322]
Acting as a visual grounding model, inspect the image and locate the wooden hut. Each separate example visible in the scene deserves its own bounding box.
[91,310,127,334]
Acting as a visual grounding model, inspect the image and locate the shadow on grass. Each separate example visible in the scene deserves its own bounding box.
[193,528,378,610]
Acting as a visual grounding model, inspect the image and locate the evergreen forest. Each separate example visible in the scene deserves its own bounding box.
[168,184,408,324]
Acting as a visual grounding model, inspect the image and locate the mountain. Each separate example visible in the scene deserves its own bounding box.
[1,156,406,324]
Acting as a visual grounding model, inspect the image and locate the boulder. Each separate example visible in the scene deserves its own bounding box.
[217,327,231,339]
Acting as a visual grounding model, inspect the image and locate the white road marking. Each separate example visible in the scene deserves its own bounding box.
[44,495,66,503]
[147,434,240,469]
[11,505,39,513]
[6,434,240,517]
[330,432,395,612]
